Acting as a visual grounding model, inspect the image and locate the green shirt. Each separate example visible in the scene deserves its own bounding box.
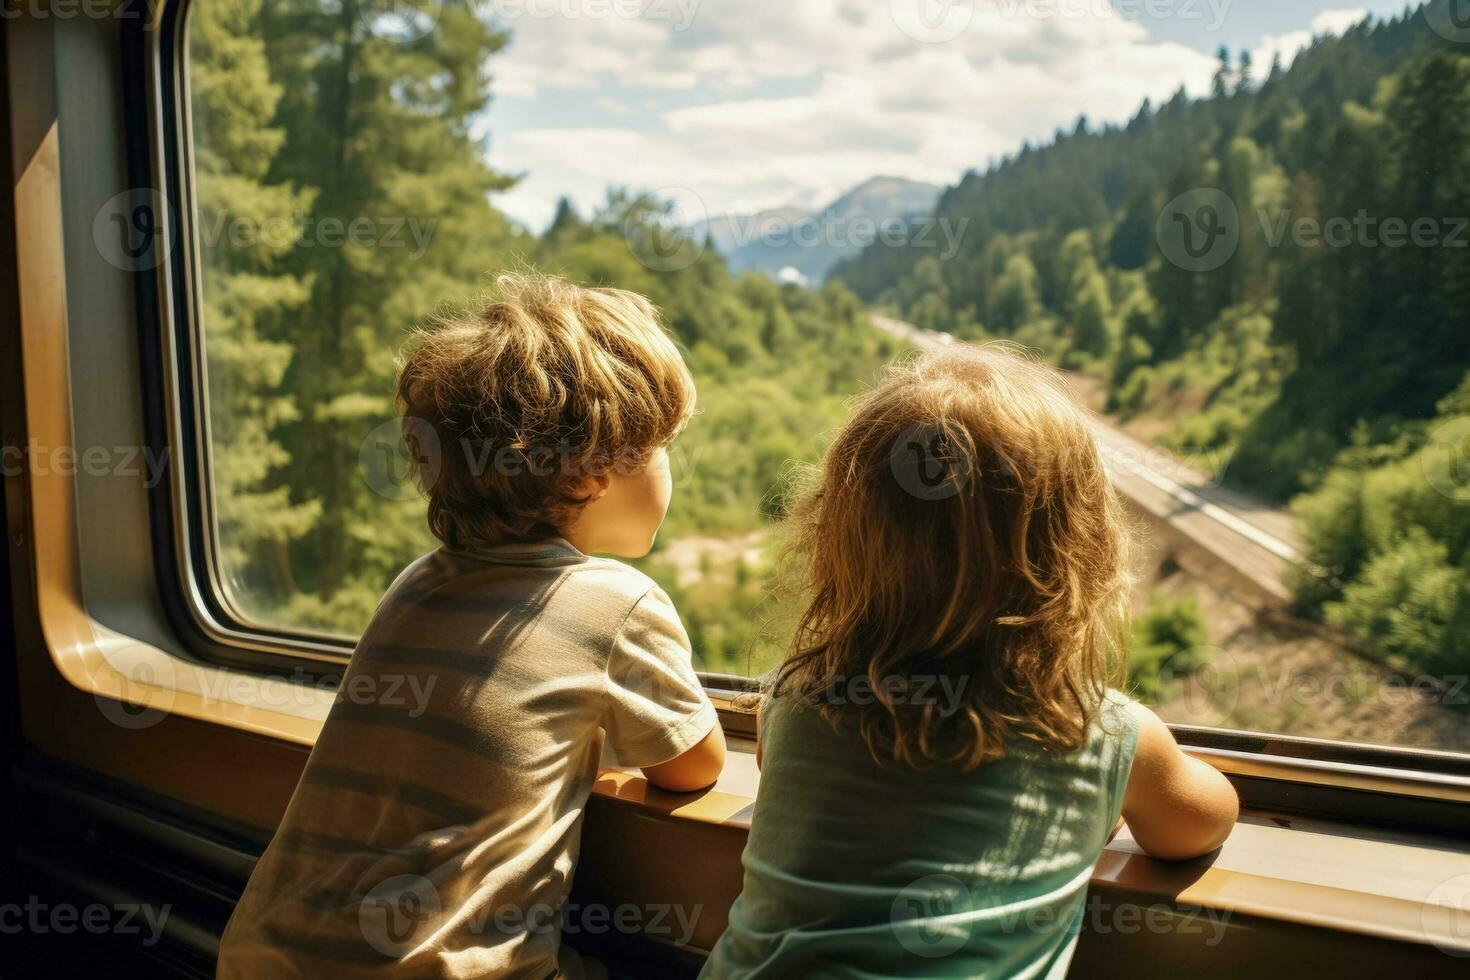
[701,689,1138,979]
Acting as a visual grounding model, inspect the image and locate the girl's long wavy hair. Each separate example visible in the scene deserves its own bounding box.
[772,344,1133,769]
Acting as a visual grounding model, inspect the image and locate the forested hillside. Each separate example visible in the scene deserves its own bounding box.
[189,0,896,667]
[833,2,1470,678]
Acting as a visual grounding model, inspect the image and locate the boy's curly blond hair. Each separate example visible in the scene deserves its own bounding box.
[396,272,695,549]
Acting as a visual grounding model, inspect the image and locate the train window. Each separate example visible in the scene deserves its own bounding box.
[175,0,1470,761]
[181,0,896,670]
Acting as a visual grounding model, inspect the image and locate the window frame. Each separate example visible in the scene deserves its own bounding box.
[132,0,1470,822]
[135,0,370,675]
[135,0,778,687]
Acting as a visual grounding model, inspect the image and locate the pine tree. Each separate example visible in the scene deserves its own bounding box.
[1212,44,1232,100]
[545,196,586,243]
[989,252,1043,334]
[1382,52,1470,410]
[190,0,318,619]
[256,0,520,626]
[1057,231,1113,363]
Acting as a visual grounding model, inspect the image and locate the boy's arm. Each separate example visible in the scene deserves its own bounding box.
[1121,701,1239,860]
[642,726,726,793]
[604,586,724,793]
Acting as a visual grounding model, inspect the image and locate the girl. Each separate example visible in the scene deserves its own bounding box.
[702,345,1238,978]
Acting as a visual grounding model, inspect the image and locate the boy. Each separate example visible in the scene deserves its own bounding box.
[218,273,726,979]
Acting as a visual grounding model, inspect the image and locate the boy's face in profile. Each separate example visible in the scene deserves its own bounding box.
[562,446,674,558]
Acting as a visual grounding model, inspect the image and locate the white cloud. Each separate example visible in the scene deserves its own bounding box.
[489,0,1222,229]
[1311,7,1371,33]
[594,96,632,116]
[1250,8,1367,76]
[490,2,706,96]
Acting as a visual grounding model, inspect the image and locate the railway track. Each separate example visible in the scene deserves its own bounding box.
[870,315,1302,604]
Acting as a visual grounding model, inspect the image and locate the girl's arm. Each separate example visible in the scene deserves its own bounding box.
[755,697,764,771]
[1121,701,1239,860]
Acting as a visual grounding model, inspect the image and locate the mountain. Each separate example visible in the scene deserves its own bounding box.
[831,2,1462,478]
[692,176,942,286]
[828,2,1470,679]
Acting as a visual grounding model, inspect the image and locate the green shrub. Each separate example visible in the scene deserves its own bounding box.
[1325,529,1470,679]
[1128,593,1210,702]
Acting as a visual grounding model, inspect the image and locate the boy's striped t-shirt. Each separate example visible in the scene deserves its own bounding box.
[217,538,717,979]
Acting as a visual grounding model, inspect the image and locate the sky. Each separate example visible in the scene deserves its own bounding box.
[478,0,1416,232]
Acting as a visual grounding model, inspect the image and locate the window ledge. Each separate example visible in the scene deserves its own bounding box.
[593,742,1470,957]
[8,114,331,750]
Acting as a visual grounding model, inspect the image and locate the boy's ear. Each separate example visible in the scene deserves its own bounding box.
[581,472,611,501]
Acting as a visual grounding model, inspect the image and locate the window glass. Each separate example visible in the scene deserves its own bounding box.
[187,0,1470,754]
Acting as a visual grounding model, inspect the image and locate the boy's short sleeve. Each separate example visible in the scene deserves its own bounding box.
[603,586,718,768]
